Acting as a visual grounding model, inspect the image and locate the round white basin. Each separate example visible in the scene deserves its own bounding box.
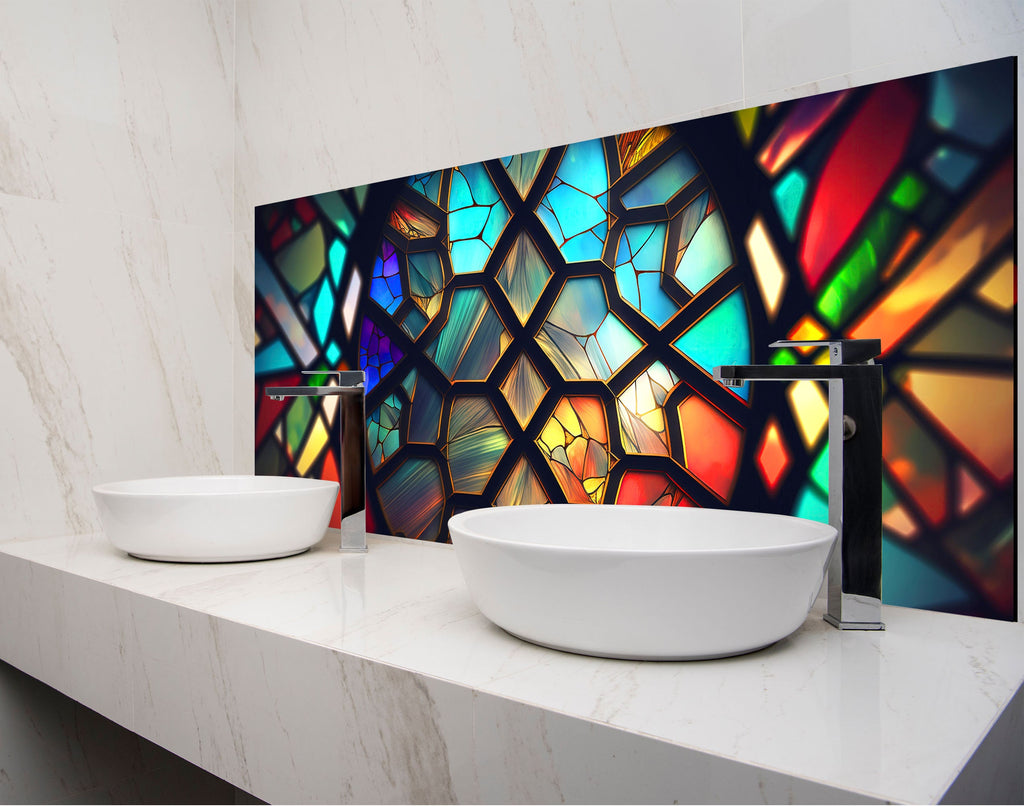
[448,504,837,661]
[93,475,339,562]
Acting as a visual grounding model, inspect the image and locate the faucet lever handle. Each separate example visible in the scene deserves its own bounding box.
[769,338,881,365]
[300,369,365,388]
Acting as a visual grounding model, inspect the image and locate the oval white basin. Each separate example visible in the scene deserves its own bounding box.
[93,475,338,562]
[448,504,837,661]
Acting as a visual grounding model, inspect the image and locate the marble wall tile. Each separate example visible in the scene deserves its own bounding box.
[0,194,233,539]
[0,0,234,229]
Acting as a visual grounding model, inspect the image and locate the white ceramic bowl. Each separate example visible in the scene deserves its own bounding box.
[449,504,837,660]
[93,475,338,562]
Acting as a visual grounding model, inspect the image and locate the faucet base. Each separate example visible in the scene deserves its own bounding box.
[823,614,886,631]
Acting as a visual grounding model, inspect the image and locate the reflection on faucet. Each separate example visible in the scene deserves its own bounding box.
[265,370,367,553]
[714,339,884,631]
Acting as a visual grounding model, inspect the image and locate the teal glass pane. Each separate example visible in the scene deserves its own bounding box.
[255,339,294,375]
[368,393,403,468]
[674,210,733,294]
[407,171,442,204]
[771,168,807,240]
[376,457,444,541]
[500,149,548,198]
[594,315,643,377]
[448,397,509,494]
[426,287,508,381]
[793,483,828,523]
[353,184,368,211]
[328,239,347,287]
[546,275,608,335]
[882,535,973,610]
[448,163,509,275]
[614,223,679,326]
[808,443,829,495]
[399,306,430,340]
[325,341,341,365]
[312,191,356,237]
[312,278,334,347]
[407,372,442,444]
[621,151,699,209]
[536,139,609,264]
[673,288,750,400]
[925,145,980,192]
[929,60,1013,148]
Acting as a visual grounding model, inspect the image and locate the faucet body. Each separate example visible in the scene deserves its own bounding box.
[265,370,367,553]
[714,339,884,630]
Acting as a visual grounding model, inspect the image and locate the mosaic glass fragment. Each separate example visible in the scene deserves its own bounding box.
[286,395,312,458]
[313,191,356,237]
[297,416,329,476]
[388,198,441,239]
[341,269,361,338]
[539,276,642,381]
[882,537,973,610]
[800,82,920,290]
[255,250,318,366]
[537,396,612,504]
[399,307,429,341]
[787,381,828,448]
[792,483,828,523]
[758,89,848,175]
[254,339,294,376]
[787,315,828,350]
[755,417,790,493]
[496,231,553,325]
[975,256,1015,312]
[405,370,442,444]
[448,162,510,275]
[407,251,445,319]
[882,400,947,526]
[673,288,751,400]
[621,151,700,209]
[615,470,693,507]
[733,108,759,146]
[500,354,547,429]
[672,191,710,275]
[426,287,508,381]
[447,396,510,494]
[929,59,1014,148]
[368,394,403,468]
[617,361,680,456]
[890,173,927,211]
[745,217,787,321]
[882,503,917,540]
[370,240,403,314]
[901,369,1013,483]
[908,305,1013,359]
[851,160,1013,353]
[377,457,444,541]
[945,517,1015,617]
[674,210,733,295]
[536,139,609,263]
[956,464,987,515]
[771,167,807,240]
[328,239,347,286]
[883,228,924,280]
[925,145,980,192]
[312,278,334,347]
[359,319,404,392]
[500,149,548,199]
[495,456,549,506]
[678,395,742,501]
[614,222,678,326]
[407,171,443,204]
[618,127,673,173]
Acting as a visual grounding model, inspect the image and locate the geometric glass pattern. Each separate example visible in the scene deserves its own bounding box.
[256,57,1017,621]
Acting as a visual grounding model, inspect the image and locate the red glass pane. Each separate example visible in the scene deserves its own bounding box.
[616,470,694,507]
[755,418,791,493]
[678,396,743,501]
[799,82,920,290]
[255,373,299,445]
[295,197,317,224]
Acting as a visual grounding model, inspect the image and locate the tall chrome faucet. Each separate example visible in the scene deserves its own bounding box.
[265,370,367,553]
[714,339,884,630]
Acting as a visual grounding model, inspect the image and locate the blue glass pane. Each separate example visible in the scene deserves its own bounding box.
[614,223,678,326]
[448,163,509,275]
[370,240,403,314]
[925,145,980,192]
[621,151,700,209]
[536,139,609,264]
[255,339,294,375]
[673,288,750,400]
[674,210,733,294]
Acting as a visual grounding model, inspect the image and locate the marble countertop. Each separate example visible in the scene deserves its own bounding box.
[0,528,1022,804]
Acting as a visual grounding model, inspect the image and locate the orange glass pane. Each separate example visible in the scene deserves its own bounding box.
[956,464,986,515]
[755,418,791,493]
[615,470,694,507]
[388,199,440,239]
[882,401,947,527]
[975,256,1015,312]
[618,126,673,173]
[881,227,923,281]
[851,159,1014,354]
[882,503,917,539]
[787,315,828,352]
[678,396,743,501]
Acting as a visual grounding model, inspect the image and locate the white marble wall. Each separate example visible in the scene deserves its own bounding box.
[234,0,1024,620]
[0,0,236,542]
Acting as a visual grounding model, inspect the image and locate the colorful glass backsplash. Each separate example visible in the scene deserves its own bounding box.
[255,57,1017,621]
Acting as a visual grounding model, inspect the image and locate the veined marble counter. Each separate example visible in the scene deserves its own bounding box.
[0,529,1021,804]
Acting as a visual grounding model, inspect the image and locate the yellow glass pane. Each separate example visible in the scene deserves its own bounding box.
[787,315,828,353]
[296,416,329,475]
[882,504,917,538]
[975,256,1015,312]
[787,381,828,448]
[745,217,788,321]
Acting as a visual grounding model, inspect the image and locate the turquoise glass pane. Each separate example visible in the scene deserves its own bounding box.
[407,171,442,203]
[882,536,973,610]
[328,239,347,287]
[594,315,642,377]
[426,287,507,381]
[771,168,807,240]
[448,163,509,275]
[325,341,341,365]
[929,60,1013,148]
[674,210,733,294]
[925,145,979,192]
[809,443,829,494]
[399,306,430,340]
[312,278,333,347]
[621,151,699,209]
[614,223,678,326]
[368,393,403,468]
[536,139,609,264]
[255,339,294,375]
[673,288,750,400]
[793,483,828,523]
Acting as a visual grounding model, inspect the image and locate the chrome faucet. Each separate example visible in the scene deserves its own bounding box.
[265,370,367,553]
[714,339,884,630]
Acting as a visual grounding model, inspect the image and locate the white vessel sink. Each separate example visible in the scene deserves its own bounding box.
[448,504,837,660]
[93,475,338,562]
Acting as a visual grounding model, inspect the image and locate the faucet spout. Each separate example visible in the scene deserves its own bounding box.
[264,370,367,553]
[714,339,885,631]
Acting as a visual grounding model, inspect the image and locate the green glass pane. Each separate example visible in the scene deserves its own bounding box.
[771,168,807,240]
[408,372,442,444]
[426,287,507,381]
[313,192,356,238]
[809,443,829,495]
[286,396,312,455]
[448,397,510,494]
[890,173,927,211]
[673,288,750,400]
[255,339,294,376]
[277,222,325,295]
[771,348,798,366]
[621,151,700,209]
